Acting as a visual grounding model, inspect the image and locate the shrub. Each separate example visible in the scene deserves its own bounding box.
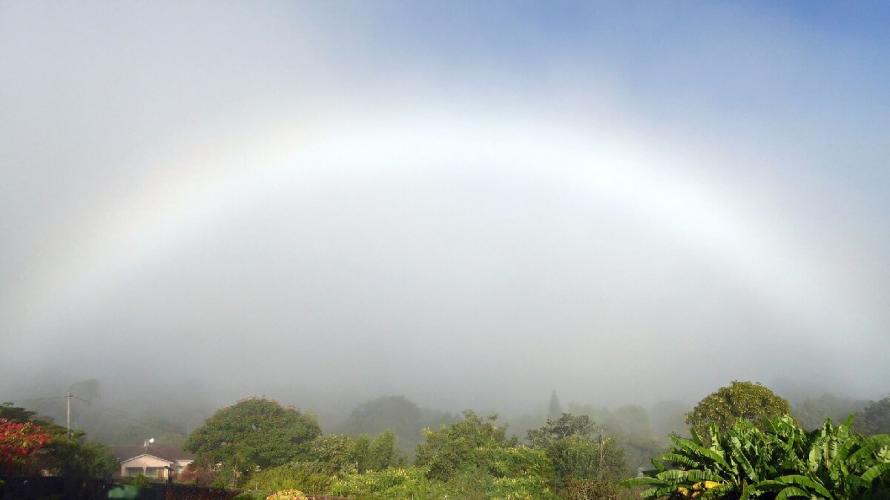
[247,461,338,496]
[330,466,449,499]
[265,489,308,500]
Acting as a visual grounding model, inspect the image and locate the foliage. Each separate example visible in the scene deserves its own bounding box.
[244,431,401,495]
[46,436,118,479]
[329,464,556,499]
[257,411,557,499]
[855,397,890,436]
[415,410,515,480]
[412,411,555,497]
[184,398,321,486]
[330,466,450,499]
[625,415,890,499]
[179,462,219,486]
[686,381,791,438]
[565,478,624,499]
[265,489,308,500]
[233,492,267,500]
[308,431,401,473]
[0,418,52,474]
[339,395,455,456]
[122,473,152,489]
[528,413,627,490]
[566,403,664,474]
[0,402,40,423]
[529,412,596,446]
[246,461,337,496]
[365,430,402,471]
[0,403,116,479]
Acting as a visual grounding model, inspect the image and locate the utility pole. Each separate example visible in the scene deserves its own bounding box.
[599,428,605,480]
[66,392,72,439]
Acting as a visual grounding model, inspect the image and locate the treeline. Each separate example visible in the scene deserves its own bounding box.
[182,399,628,499]
[4,380,890,498]
[175,381,890,499]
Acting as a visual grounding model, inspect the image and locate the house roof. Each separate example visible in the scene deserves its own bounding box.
[120,454,173,466]
[111,445,194,463]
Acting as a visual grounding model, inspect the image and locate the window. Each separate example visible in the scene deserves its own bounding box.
[145,467,163,478]
[125,467,143,477]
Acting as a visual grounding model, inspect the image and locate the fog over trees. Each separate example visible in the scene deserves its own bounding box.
[2,1,890,498]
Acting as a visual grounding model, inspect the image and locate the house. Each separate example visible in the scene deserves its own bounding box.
[111,445,194,481]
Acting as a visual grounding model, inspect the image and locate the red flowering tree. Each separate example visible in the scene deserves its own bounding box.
[0,418,52,475]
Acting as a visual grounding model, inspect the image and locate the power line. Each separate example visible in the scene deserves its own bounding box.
[5,395,67,404]
[7,394,189,437]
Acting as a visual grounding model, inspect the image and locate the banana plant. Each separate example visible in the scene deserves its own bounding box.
[624,415,890,499]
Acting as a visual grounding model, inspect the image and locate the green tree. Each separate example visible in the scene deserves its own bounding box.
[365,431,401,471]
[415,411,514,481]
[244,431,402,497]
[528,413,626,491]
[185,398,321,486]
[246,461,338,497]
[0,402,38,422]
[856,397,890,436]
[329,466,450,499]
[47,436,118,479]
[415,410,554,496]
[0,402,116,479]
[565,402,664,474]
[307,431,401,473]
[686,381,791,437]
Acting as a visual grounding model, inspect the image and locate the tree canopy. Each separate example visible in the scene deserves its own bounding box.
[686,380,791,437]
[527,413,626,493]
[0,402,116,479]
[185,398,321,485]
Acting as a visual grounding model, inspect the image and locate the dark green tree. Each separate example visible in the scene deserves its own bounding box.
[686,380,791,437]
[0,402,38,422]
[184,398,321,485]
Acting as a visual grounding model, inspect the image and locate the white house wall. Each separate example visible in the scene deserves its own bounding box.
[119,454,174,479]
